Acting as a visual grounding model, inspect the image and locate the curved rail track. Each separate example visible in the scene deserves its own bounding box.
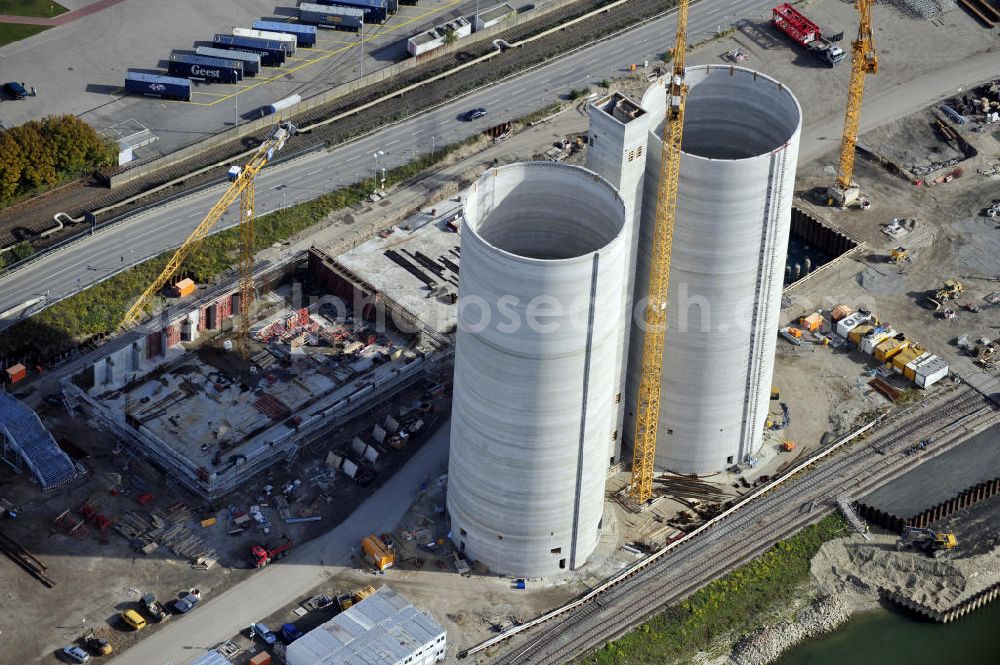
[466,386,995,664]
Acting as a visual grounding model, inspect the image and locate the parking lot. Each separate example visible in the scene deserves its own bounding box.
[0,0,524,156]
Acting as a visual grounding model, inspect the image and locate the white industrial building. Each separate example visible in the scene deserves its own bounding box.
[447,162,628,577]
[286,586,445,665]
[588,66,801,476]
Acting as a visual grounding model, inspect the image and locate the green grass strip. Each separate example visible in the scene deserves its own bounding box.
[0,0,67,18]
[0,22,48,47]
[584,514,848,664]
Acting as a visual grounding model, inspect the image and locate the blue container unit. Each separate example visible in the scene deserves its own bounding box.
[195,46,262,76]
[168,54,243,83]
[124,70,191,101]
[316,0,390,24]
[298,3,365,31]
[251,20,318,47]
[212,34,287,67]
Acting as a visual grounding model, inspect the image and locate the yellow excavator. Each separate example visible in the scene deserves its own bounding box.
[898,526,957,557]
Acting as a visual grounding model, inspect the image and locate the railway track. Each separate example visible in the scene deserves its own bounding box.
[477,386,994,664]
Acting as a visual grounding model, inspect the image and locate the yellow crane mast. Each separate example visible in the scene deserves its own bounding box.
[829,0,877,208]
[629,0,688,504]
[119,123,294,356]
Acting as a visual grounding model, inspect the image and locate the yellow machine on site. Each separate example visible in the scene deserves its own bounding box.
[898,526,957,557]
[889,247,910,264]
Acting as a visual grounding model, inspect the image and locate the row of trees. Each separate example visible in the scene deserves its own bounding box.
[0,114,117,206]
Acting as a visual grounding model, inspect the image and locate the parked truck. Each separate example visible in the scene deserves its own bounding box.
[771,4,845,66]
[299,2,365,31]
[168,53,243,83]
[251,20,318,47]
[124,70,191,101]
[317,0,390,24]
[251,537,294,568]
[213,34,287,67]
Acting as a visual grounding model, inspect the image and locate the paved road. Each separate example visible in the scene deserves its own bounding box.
[0,0,763,325]
[107,420,451,665]
[1,2,996,325]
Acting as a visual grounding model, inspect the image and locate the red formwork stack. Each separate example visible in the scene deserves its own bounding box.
[146,331,163,359]
[165,324,181,348]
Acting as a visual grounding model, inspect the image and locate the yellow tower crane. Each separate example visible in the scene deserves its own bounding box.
[828,0,877,208]
[629,0,689,504]
[119,123,294,357]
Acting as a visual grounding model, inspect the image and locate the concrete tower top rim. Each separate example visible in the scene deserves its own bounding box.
[644,64,803,163]
[462,161,627,264]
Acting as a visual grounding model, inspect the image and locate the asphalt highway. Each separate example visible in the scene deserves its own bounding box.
[0,0,772,325]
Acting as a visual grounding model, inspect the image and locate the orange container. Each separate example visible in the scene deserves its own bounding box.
[831,304,853,321]
[249,653,271,665]
[173,278,196,298]
[799,313,823,332]
[5,363,26,384]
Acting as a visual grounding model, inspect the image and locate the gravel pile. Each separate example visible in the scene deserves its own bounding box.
[881,0,955,20]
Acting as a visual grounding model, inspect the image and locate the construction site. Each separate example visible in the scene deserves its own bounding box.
[3,0,1000,662]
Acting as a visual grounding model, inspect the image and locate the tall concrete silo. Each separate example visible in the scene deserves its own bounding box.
[624,66,802,475]
[448,162,627,578]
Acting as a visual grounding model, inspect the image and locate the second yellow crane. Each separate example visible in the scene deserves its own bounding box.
[629,0,689,504]
[828,0,878,208]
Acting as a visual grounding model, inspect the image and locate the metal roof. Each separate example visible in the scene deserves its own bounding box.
[0,391,75,490]
[187,650,234,665]
[287,586,444,665]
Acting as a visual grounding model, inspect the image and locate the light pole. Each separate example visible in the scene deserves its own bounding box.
[373,150,385,192]
[360,21,365,78]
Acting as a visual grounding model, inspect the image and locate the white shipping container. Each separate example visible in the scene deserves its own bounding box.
[267,93,301,115]
[384,415,400,433]
[351,436,366,456]
[342,459,359,479]
[372,424,387,444]
[233,27,296,54]
[363,445,378,463]
[836,312,871,338]
[860,330,892,355]
[915,355,949,388]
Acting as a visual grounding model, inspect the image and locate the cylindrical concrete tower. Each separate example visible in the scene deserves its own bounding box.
[625,66,801,475]
[448,162,627,578]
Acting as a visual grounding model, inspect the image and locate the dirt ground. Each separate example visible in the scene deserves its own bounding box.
[4,2,1000,662]
[0,373,451,664]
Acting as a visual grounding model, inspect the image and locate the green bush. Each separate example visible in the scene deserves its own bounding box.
[585,515,848,665]
[0,115,117,207]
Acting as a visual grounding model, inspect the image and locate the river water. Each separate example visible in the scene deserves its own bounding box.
[776,602,1000,665]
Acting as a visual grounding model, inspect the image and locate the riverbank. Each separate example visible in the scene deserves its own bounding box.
[698,491,1000,665]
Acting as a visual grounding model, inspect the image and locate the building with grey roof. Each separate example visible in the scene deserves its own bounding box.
[286,586,446,665]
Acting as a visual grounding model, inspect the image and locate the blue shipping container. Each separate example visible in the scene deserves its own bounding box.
[298,3,365,31]
[196,46,261,76]
[213,34,286,66]
[251,20,318,47]
[317,0,389,23]
[124,70,191,101]
[168,54,242,83]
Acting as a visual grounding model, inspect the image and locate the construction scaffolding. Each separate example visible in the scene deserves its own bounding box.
[0,391,75,491]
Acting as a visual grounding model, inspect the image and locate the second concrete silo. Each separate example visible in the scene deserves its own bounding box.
[624,66,802,475]
[448,163,627,578]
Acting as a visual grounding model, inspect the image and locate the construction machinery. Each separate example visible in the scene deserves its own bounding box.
[827,0,878,208]
[925,279,964,311]
[765,403,790,430]
[628,0,689,505]
[119,122,296,357]
[250,537,294,568]
[889,247,910,265]
[898,526,957,557]
[771,4,845,66]
[83,633,112,656]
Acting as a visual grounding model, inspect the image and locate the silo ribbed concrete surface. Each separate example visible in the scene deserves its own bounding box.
[448,163,627,578]
[625,66,802,475]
